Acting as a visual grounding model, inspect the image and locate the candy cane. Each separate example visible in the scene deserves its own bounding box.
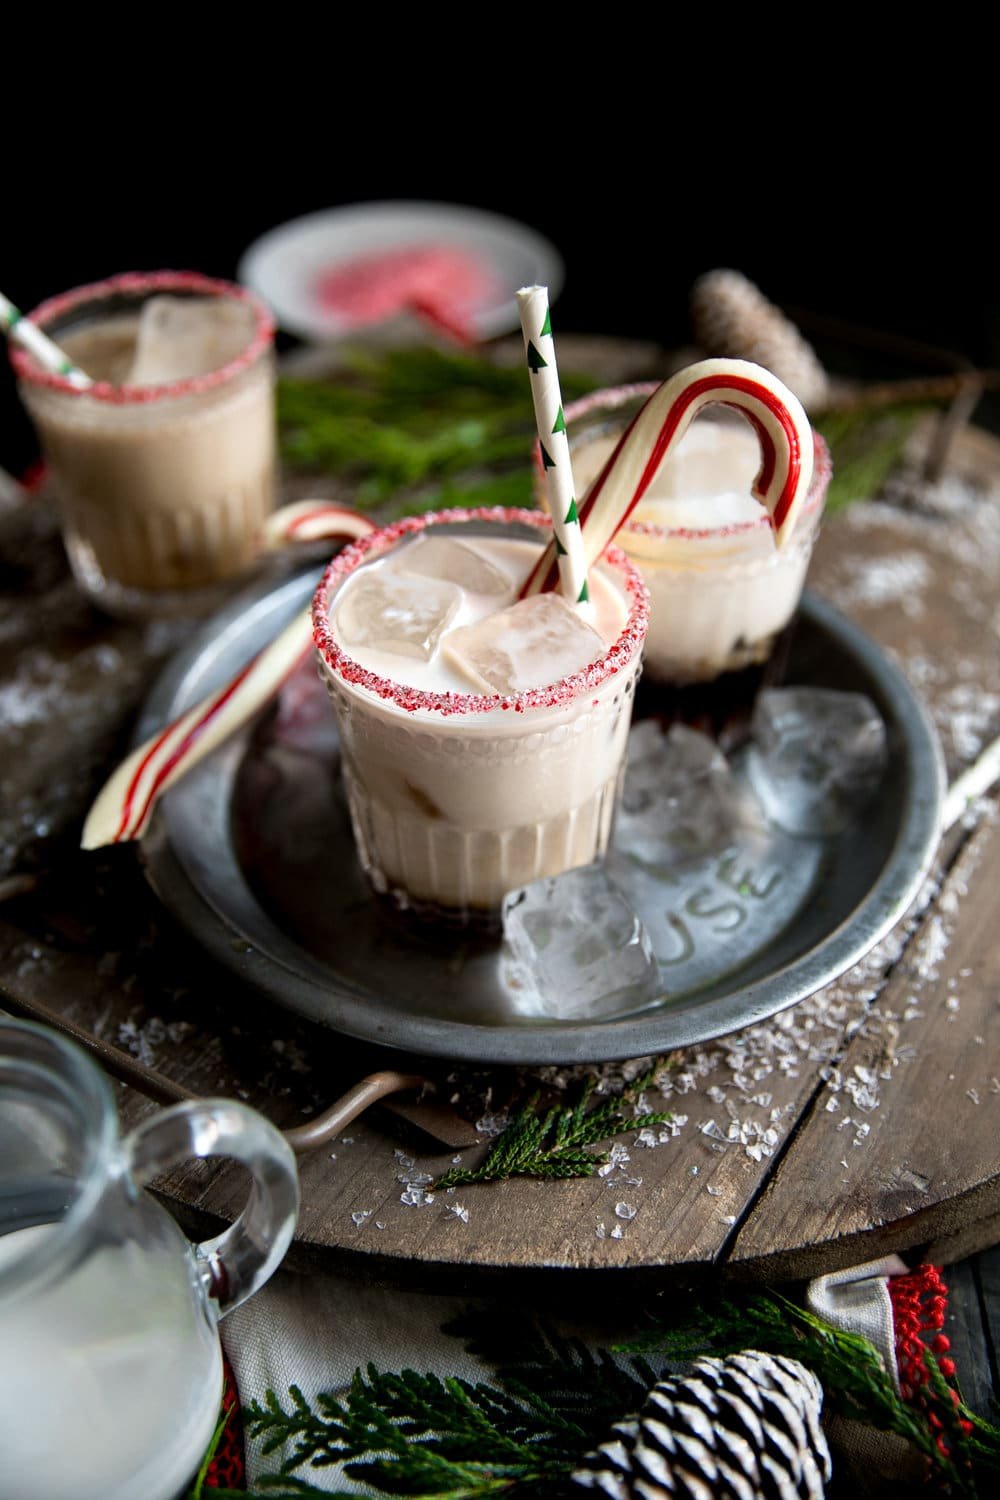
[520,358,814,598]
[82,507,375,850]
[263,499,375,548]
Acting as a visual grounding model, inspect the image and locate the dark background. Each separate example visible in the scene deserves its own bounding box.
[4,125,997,473]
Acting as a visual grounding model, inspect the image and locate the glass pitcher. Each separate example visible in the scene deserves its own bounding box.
[0,1018,299,1500]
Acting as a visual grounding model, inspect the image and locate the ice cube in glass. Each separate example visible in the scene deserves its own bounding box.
[390,535,511,596]
[128,295,258,384]
[335,571,461,660]
[442,593,605,694]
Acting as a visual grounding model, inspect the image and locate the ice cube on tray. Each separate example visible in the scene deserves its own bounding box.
[128,295,256,384]
[615,721,755,867]
[501,863,661,1019]
[389,536,510,596]
[442,593,605,694]
[334,571,461,660]
[747,687,888,836]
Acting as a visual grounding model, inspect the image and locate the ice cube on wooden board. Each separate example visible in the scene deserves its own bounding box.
[442,593,606,694]
[334,572,461,660]
[128,296,257,384]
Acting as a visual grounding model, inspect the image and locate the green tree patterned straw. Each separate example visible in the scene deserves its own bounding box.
[0,291,92,388]
[516,285,589,605]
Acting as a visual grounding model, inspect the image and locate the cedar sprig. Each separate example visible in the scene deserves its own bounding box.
[277,346,595,514]
[243,1359,622,1497]
[434,1066,674,1190]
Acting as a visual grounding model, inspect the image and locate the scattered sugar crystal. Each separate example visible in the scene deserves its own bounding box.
[595,1223,607,1240]
[400,1185,435,1207]
[502,864,660,1019]
[615,1203,637,1221]
[446,1203,470,1222]
[721,1215,737,1225]
[475,1112,510,1138]
[442,592,606,694]
[615,722,755,867]
[340,1137,354,1145]
[351,1210,372,1227]
[128,295,256,384]
[967,1089,980,1105]
[391,535,510,595]
[747,688,888,836]
[375,1221,386,1230]
[451,1155,463,1165]
[706,1186,722,1196]
[394,1151,415,1168]
[611,1225,625,1240]
[335,571,460,660]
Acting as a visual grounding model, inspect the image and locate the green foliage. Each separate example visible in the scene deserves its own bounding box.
[814,403,928,514]
[243,1334,651,1499]
[434,1065,674,1189]
[189,1288,1000,1498]
[277,348,596,517]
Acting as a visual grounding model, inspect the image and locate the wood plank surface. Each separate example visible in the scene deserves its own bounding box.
[2,354,999,1285]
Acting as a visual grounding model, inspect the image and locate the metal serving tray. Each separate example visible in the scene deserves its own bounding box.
[138,569,944,1065]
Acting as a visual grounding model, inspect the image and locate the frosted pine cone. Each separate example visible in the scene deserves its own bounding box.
[572,1349,832,1499]
[691,269,830,412]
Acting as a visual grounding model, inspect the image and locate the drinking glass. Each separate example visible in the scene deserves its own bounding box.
[551,384,832,685]
[312,508,649,918]
[13,271,276,618]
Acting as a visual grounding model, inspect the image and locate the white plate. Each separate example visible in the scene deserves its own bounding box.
[237,201,564,342]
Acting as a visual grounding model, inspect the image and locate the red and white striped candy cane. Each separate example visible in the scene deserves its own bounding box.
[521,358,814,598]
[82,506,375,850]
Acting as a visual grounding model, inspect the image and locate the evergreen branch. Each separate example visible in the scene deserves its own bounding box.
[277,348,595,515]
[814,402,927,514]
[435,1065,673,1189]
[244,1355,606,1498]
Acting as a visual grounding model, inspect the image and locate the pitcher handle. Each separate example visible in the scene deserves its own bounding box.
[126,1099,299,1316]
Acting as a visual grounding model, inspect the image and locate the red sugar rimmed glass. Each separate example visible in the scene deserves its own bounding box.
[312,507,649,919]
[539,384,832,686]
[13,271,277,618]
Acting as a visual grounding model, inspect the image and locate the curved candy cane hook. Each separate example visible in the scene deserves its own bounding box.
[522,358,814,598]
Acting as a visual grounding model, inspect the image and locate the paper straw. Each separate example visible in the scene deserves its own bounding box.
[516,286,589,605]
[0,290,92,389]
[521,357,814,598]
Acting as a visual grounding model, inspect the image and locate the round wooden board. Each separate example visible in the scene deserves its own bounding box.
[2,351,999,1290]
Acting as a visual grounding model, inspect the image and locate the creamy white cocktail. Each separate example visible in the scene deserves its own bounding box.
[312,509,648,917]
[550,385,831,684]
[14,272,276,616]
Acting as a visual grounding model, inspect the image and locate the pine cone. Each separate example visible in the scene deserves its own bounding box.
[691,270,830,413]
[573,1350,832,1499]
